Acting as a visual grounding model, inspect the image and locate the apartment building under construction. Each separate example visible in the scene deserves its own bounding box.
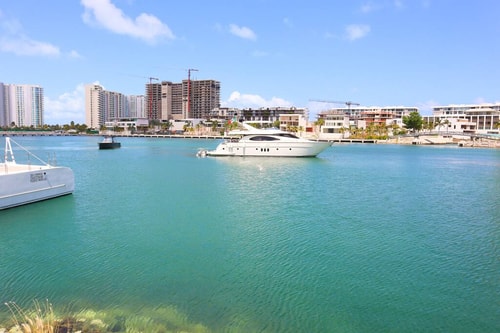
[152,79,220,121]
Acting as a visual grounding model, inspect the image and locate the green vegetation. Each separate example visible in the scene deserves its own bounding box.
[346,122,407,140]
[402,111,423,133]
[1,122,89,134]
[2,301,210,333]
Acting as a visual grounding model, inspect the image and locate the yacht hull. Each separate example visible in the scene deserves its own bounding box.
[206,141,331,157]
[0,166,75,210]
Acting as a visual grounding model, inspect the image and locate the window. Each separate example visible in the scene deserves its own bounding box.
[249,136,279,141]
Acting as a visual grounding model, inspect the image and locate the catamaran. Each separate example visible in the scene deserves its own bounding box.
[0,137,75,210]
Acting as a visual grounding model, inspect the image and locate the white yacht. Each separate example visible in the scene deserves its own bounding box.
[0,137,75,210]
[203,123,332,157]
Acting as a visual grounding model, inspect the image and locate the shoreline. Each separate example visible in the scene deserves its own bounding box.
[1,131,499,149]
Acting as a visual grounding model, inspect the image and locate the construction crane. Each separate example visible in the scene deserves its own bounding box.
[186,68,199,117]
[310,99,360,108]
[309,99,360,115]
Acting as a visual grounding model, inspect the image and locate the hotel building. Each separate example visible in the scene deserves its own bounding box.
[423,103,500,135]
[0,83,44,128]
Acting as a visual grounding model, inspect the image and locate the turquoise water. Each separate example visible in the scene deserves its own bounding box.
[1,136,499,332]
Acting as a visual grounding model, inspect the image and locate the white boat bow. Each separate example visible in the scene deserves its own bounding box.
[0,137,75,210]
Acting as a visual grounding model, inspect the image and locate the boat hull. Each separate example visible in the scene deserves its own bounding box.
[206,141,331,157]
[99,142,121,149]
[0,166,75,210]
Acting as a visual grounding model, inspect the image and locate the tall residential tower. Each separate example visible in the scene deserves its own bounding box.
[0,83,44,128]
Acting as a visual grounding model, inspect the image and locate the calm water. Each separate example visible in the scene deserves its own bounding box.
[1,136,499,332]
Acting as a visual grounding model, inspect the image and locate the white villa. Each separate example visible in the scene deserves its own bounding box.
[423,103,500,135]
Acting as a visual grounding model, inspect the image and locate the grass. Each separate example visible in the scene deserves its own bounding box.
[4,300,56,333]
[2,300,211,333]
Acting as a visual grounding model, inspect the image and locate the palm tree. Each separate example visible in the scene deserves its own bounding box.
[442,119,450,134]
[211,120,218,134]
[389,122,400,136]
[183,121,191,133]
[376,123,388,139]
[314,118,324,138]
[435,118,443,134]
[339,126,347,139]
[127,124,134,134]
[161,120,172,134]
[349,125,358,138]
[298,126,304,137]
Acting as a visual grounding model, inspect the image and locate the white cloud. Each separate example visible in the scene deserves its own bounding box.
[417,100,439,116]
[360,2,378,13]
[229,24,257,40]
[0,37,60,57]
[223,91,293,109]
[68,50,83,59]
[81,0,175,43]
[472,97,499,105]
[324,31,338,39]
[283,17,293,28]
[44,84,86,125]
[421,0,431,9]
[345,24,370,41]
[0,13,61,57]
[394,0,404,9]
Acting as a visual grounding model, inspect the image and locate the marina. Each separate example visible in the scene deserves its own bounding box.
[0,136,499,332]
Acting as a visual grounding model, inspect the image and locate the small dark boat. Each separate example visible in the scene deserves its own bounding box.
[99,136,121,149]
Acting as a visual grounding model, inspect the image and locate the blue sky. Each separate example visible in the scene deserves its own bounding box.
[1,0,499,124]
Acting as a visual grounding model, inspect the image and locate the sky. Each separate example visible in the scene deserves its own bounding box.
[0,0,499,125]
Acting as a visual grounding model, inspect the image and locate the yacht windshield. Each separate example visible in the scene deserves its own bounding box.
[249,136,280,141]
[277,133,299,139]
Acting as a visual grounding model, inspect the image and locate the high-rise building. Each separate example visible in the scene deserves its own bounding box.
[0,83,6,127]
[145,83,162,120]
[158,79,220,121]
[128,95,146,118]
[183,79,220,119]
[0,83,44,128]
[85,84,104,129]
[85,84,146,129]
[160,81,183,120]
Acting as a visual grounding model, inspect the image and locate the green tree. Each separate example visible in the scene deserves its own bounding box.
[442,119,450,133]
[434,118,443,134]
[195,123,202,135]
[313,118,324,137]
[211,120,219,134]
[161,120,172,134]
[402,111,423,133]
